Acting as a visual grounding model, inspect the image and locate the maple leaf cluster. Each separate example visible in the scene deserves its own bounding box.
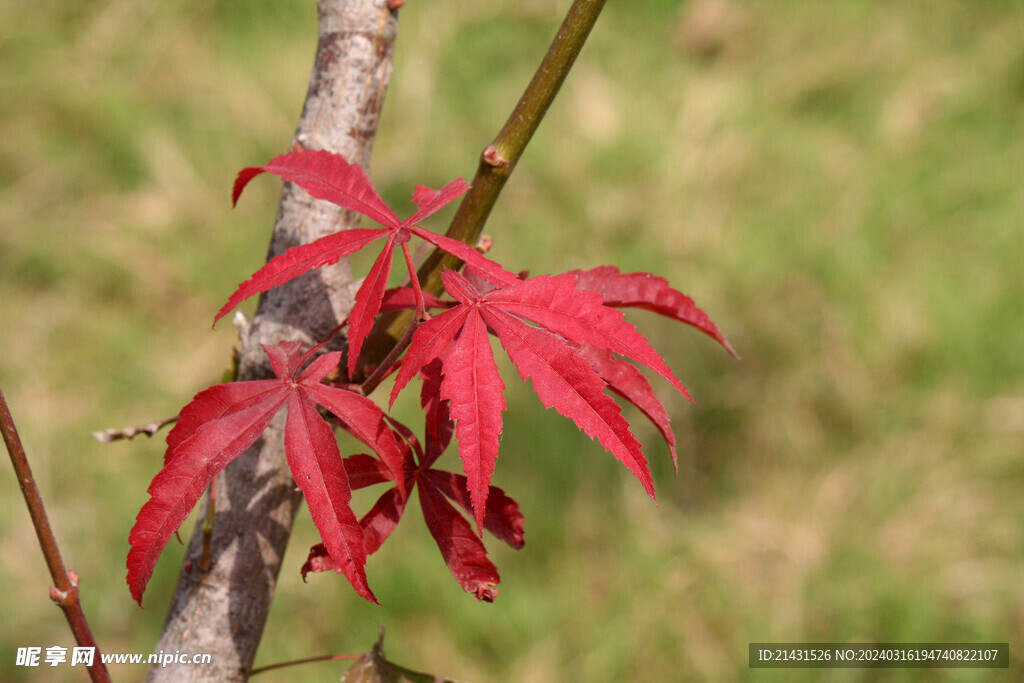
[127,150,734,606]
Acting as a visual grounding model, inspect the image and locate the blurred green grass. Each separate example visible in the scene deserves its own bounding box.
[2,0,1022,680]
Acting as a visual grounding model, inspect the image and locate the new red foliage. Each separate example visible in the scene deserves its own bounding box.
[569,266,738,359]
[220,150,517,377]
[389,269,694,531]
[126,341,405,606]
[303,403,523,602]
[129,149,732,605]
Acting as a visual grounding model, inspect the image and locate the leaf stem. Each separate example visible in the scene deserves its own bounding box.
[359,0,607,377]
[401,241,426,320]
[359,315,421,397]
[0,387,111,683]
[199,478,217,572]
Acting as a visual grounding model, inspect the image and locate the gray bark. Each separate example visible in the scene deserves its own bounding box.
[146,2,398,680]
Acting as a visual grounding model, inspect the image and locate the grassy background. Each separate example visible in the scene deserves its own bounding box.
[2,0,1022,680]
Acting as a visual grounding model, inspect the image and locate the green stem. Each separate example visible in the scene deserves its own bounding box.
[420,0,608,291]
[357,0,607,378]
[199,478,217,572]
[0,387,111,683]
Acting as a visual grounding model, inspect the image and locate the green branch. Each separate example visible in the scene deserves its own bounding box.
[357,0,607,387]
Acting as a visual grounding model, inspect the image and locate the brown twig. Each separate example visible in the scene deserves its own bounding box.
[248,652,360,677]
[0,387,111,683]
[92,415,178,443]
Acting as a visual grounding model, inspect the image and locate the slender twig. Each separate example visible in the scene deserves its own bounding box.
[249,652,360,677]
[0,387,111,683]
[357,0,608,379]
[91,415,178,443]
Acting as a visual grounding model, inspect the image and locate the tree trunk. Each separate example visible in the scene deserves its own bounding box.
[146,2,398,680]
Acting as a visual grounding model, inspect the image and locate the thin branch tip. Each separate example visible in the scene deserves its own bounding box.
[92,416,177,443]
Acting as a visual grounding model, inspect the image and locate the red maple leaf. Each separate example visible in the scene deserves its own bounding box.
[565,266,737,469]
[389,268,696,532]
[302,365,524,601]
[569,265,738,358]
[218,149,518,377]
[126,341,408,606]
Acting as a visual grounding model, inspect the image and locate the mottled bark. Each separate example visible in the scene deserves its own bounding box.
[145,2,398,680]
